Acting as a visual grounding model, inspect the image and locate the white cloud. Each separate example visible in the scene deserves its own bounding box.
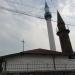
[0,0,75,56]
[58,0,75,17]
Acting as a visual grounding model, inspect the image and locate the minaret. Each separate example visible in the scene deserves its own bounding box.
[44,0,56,50]
[57,11,73,55]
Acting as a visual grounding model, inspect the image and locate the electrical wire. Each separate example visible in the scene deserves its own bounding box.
[0,5,75,27]
[0,4,35,15]
[3,0,75,18]
[3,0,44,12]
[4,0,75,21]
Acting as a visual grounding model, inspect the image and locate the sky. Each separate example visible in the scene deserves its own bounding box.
[0,0,75,56]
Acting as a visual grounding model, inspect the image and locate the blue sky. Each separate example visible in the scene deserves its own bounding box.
[0,0,75,56]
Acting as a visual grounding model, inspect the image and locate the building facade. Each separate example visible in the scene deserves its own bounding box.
[0,49,75,75]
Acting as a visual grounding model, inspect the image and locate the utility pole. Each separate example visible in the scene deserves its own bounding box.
[22,40,25,52]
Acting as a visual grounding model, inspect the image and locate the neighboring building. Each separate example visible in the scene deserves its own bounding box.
[0,48,75,75]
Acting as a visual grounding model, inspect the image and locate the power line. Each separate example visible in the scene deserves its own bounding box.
[50,0,75,19]
[50,0,75,28]
[51,19,75,27]
[8,0,56,14]
[0,5,75,27]
[0,5,46,19]
[3,0,44,12]
[0,5,41,18]
[3,0,75,19]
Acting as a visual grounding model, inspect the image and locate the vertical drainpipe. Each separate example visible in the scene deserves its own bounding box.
[53,55,56,70]
[0,58,3,73]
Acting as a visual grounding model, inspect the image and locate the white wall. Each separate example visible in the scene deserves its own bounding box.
[55,57,75,70]
[5,55,54,72]
[2,55,75,72]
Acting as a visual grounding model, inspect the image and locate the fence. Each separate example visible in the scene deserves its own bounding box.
[3,63,75,72]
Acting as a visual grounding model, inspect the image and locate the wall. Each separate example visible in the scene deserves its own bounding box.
[2,55,75,72]
[4,55,54,72]
[55,57,75,70]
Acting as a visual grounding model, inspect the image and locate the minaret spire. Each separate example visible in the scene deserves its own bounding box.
[44,0,56,50]
[45,0,49,9]
[44,0,51,19]
[57,11,65,30]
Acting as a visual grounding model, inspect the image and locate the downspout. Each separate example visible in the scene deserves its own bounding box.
[53,55,56,70]
[0,58,3,73]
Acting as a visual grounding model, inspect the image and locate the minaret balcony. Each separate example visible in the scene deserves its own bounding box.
[57,29,70,36]
[45,12,52,20]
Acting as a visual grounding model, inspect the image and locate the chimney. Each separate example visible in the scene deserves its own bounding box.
[57,11,73,56]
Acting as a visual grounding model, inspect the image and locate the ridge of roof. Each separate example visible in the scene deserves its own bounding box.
[0,48,62,59]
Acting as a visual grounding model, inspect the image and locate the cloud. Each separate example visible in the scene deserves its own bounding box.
[57,0,75,17]
[0,0,75,56]
[0,7,50,56]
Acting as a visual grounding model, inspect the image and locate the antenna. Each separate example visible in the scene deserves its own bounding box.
[21,40,25,52]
